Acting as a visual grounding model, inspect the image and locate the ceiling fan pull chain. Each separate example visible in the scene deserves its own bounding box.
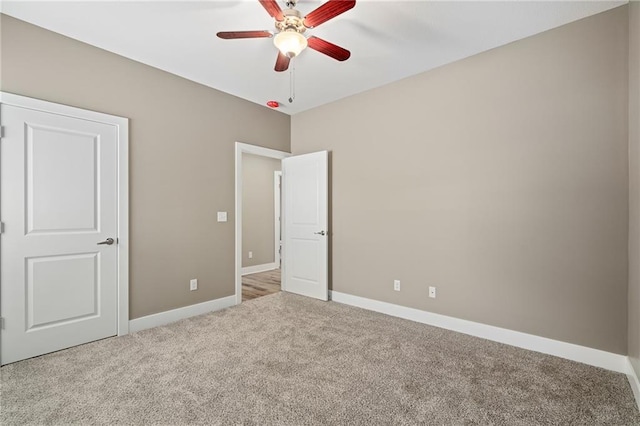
[289,62,296,103]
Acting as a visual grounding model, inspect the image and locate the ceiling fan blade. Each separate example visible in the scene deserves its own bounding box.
[217,31,273,39]
[275,52,291,72]
[259,0,284,21]
[303,0,356,28]
[307,36,351,61]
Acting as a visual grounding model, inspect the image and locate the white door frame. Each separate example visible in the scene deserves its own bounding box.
[235,142,290,305]
[0,91,130,337]
[274,171,282,268]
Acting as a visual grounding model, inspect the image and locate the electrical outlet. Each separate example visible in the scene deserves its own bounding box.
[429,286,436,298]
[394,280,401,291]
[190,279,198,291]
[248,251,253,259]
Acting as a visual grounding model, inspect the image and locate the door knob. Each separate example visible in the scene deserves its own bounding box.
[314,231,326,236]
[97,238,115,245]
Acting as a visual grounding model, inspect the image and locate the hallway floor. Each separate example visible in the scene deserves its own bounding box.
[242,269,281,302]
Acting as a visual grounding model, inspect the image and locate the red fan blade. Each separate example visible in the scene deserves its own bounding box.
[259,0,284,21]
[275,52,291,72]
[217,31,273,39]
[303,0,355,28]
[307,36,351,61]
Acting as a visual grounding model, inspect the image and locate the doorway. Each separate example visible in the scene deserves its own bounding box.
[235,142,329,305]
[235,143,290,305]
[240,152,282,301]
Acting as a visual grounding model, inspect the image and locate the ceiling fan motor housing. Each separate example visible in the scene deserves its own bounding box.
[275,9,306,34]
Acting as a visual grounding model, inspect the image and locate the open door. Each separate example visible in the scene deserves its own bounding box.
[281,151,328,301]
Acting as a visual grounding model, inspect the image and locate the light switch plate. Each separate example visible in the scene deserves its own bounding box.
[217,212,227,222]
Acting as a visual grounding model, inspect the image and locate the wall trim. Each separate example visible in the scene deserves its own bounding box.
[628,358,640,411]
[129,295,235,333]
[330,290,628,374]
[242,262,278,276]
[274,170,282,269]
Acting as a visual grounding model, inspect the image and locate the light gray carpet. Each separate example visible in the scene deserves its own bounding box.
[1,292,639,425]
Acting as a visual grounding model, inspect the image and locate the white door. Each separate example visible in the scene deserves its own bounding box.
[1,104,118,365]
[282,151,328,301]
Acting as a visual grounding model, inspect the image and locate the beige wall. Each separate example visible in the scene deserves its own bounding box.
[242,154,281,268]
[1,7,635,357]
[292,7,629,354]
[0,14,291,319]
[629,1,640,376]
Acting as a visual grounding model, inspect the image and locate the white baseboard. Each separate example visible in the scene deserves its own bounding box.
[129,295,235,333]
[242,262,278,276]
[329,291,628,374]
[627,358,640,411]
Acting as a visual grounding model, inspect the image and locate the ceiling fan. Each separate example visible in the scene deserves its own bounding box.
[217,0,356,72]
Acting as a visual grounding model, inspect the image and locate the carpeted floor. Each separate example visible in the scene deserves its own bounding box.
[1,292,639,425]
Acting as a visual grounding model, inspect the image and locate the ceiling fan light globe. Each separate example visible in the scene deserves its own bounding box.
[274,31,307,58]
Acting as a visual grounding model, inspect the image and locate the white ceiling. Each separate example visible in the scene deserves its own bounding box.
[1,1,626,115]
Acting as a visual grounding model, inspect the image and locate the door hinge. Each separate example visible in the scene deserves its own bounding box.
[0,126,4,139]
[0,318,4,329]
[0,221,4,234]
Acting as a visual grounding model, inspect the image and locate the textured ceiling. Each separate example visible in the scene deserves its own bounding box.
[0,1,626,114]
